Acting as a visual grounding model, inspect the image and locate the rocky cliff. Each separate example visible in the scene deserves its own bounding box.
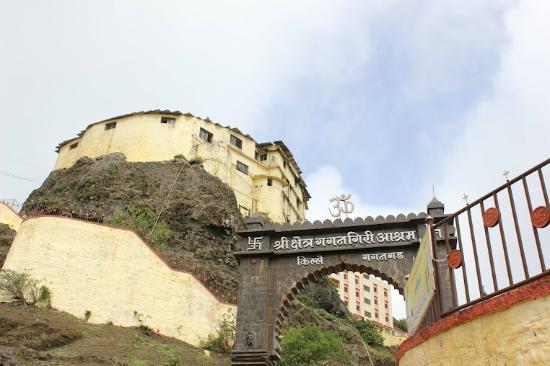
[22,153,243,301]
[0,224,16,268]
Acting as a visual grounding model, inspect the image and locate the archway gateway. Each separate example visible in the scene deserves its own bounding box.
[231,199,455,366]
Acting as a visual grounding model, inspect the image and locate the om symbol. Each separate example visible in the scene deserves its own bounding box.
[329,194,354,219]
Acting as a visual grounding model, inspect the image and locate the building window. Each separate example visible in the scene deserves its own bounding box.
[374,296,378,305]
[69,142,78,150]
[230,134,242,149]
[105,121,117,130]
[344,299,349,306]
[356,304,360,311]
[363,285,370,292]
[267,178,273,186]
[344,285,348,293]
[384,301,388,309]
[355,291,359,298]
[364,311,371,318]
[296,198,301,209]
[385,315,389,323]
[375,311,379,318]
[199,128,213,142]
[373,285,378,292]
[236,161,248,174]
[256,153,267,161]
[355,276,359,285]
[364,298,371,305]
[161,116,176,124]
[384,289,388,297]
[343,273,347,280]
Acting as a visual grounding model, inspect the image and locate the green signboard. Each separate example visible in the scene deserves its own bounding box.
[405,226,435,335]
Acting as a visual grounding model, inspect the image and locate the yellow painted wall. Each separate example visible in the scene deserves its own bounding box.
[382,330,407,347]
[399,295,550,365]
[1,217,235,346]
[53,113,307,223]
[0,203,22,231]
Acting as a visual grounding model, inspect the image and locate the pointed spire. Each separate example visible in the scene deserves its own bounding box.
[427,196,444,216]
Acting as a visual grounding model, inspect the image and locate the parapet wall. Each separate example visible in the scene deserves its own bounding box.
[0,203,22,231]
[397,274,550,365]
[1,216,235,346]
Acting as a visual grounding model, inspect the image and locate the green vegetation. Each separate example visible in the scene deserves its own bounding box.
[393,318,407,332]
[0,270,41,306]
[0,223,15,267]
[173,154,186,160]
[189,157,204,165]
[281,280,397,366]
[110,205,173,248]
[352,319,384,346]
[200,312,236,354]
[280,325,354,366]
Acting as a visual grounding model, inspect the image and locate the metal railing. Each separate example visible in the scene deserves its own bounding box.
[425,158,549,326]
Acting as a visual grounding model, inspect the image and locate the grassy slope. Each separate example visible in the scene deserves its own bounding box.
[0,303,229,366]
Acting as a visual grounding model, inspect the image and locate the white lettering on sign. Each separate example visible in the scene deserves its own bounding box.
[247,237,263,251]
[272,230,417,252]
[362,252,405,262]
[297,255,324,266]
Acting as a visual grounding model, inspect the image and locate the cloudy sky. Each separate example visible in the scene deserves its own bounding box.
[1,1,549,318]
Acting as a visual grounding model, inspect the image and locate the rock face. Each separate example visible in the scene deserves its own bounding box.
[0,223,16,268]
[22,154,243,299]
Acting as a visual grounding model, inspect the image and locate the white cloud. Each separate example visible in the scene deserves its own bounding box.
[305,165,415,222]
[437,0,550,211]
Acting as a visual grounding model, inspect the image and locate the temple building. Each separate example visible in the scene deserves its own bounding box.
[53,110,310,223]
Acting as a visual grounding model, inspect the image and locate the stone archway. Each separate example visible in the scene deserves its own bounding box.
[231,199,453,366]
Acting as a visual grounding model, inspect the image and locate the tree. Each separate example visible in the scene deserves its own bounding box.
[352,319,384,347]
[0,270,41,305]
[393,318,408,332]
[280,325,354,366]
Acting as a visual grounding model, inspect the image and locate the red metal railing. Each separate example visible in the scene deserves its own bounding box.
[426,158,549,325]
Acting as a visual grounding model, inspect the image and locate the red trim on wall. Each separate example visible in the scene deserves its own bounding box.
[396,273,550,364]
[18,215,236,306]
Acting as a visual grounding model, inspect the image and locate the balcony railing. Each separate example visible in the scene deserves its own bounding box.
[419,158,549,332]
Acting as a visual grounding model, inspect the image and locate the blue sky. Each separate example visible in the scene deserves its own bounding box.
[2,1,549,318]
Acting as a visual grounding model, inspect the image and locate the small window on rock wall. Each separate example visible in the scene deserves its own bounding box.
[230,134,243,149]
[105,121,117,130]
[236,161,248,175]
[199,127,213,142]
[69,142,78,150]
[161,116,176,125]
[267,178,273,186]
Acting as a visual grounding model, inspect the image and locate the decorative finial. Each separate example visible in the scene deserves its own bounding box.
[462,193,469,205]
[503,170,510,182]
[432,184,435,198]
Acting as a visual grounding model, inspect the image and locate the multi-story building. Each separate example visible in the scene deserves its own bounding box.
[53,110,310,224]
[331,271,394,329]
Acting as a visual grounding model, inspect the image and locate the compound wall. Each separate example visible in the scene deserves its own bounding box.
[0,203,22,231]
[1,216,235,346]
[397,275,550,366]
